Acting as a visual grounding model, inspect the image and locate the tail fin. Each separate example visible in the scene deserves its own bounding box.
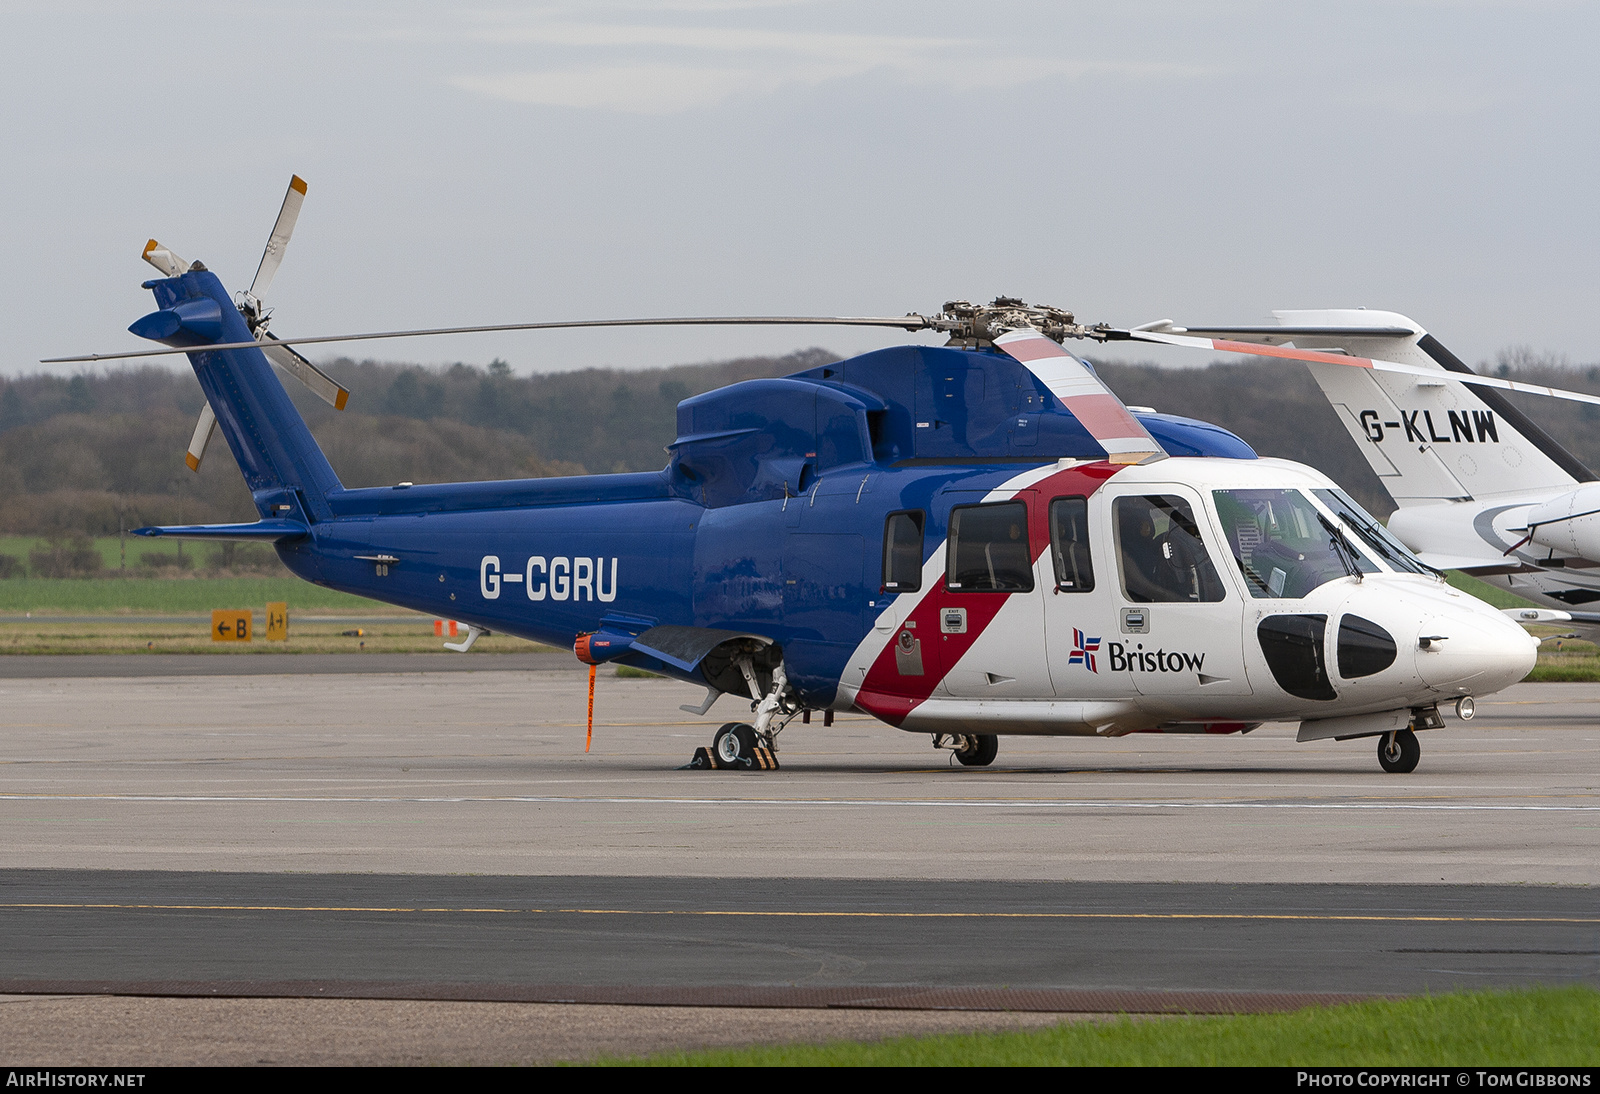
[1272,310,1592,506]
[133,266,342,520]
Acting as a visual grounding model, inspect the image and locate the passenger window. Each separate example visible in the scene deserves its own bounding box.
[882,510,925,591]
[1049,497,1094,592]
[1114,495,1226,603]
[946,501,1034,593]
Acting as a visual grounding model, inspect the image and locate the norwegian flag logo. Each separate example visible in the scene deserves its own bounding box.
[1068,628,1101,673]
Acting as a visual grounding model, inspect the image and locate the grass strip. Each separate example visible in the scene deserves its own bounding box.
[1444,571,1539,610]
[0,577,390,614]
[606,986,1600,1067]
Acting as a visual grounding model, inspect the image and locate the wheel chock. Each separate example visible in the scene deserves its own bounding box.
[681,747,719,770]
[679,746,781,771]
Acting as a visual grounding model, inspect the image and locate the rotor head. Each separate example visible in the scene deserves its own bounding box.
[929,297,1090,347]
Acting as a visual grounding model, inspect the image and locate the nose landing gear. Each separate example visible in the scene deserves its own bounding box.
[933,733,999,767]
[1377,728,1420,774]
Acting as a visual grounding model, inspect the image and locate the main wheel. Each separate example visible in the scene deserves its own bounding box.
[954,734,999,767]
[1377,729,1420,774]
[713,722,757,767]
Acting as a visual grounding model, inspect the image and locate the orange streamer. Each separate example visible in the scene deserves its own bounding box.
[586,662,596,753]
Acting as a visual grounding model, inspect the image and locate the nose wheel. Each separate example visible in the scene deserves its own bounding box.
[1377,729,1420,774]
[953,734,999,767]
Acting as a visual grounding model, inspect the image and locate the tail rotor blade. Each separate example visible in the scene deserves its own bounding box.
[262,333,349,410]
[994,329,1166,465]
[249,175,307,302]
[142,239,189,278]
[185,401,217,472]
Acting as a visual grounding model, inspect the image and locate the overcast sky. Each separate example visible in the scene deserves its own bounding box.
[3,1,1596,380]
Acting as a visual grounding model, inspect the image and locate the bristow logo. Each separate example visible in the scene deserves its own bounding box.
[1107,642,1205,674]
[1068,628,1101,673]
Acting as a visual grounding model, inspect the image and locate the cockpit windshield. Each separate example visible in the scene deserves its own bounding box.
[1311,488,1439,576]
[1212,488,1377,599]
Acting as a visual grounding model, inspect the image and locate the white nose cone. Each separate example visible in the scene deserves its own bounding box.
[1414,605,1538,695]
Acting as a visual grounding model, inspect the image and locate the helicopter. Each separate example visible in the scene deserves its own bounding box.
[1121,310,1600,631]
[56,180,1577,776]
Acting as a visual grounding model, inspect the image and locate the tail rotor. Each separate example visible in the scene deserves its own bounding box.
[147,175,350,472]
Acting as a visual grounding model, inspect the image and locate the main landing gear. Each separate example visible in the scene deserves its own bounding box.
[934,733,999,767]
[707,721,779,769]
[685,661,794,771]
[1377,729,1420,774]
[713,722,756,765]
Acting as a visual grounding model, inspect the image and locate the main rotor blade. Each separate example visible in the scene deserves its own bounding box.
[994,329,1165,465]
[249,175,307,302]
[262,333,349,410]
[185,401,217,472]
[44,314,937,364]
[1114,329,1600,410]
[1152,325,1418,345]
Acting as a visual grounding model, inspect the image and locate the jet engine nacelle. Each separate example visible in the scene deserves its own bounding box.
[1526,483,1600,561]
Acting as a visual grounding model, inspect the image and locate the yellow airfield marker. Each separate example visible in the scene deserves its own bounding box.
[211,609,252,642]
[265,602,288,641]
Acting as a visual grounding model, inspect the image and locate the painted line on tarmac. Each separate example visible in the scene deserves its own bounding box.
[0,792,1597,811]
[2,902,1596,924]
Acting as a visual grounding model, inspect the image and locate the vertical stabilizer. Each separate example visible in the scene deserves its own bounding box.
[133,267,342,520]
[1274,310,1589,506]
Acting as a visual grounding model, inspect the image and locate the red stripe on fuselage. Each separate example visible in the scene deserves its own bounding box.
[854,461,1118,725]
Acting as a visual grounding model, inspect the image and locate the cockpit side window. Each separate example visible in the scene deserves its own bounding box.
[946,501,1034,593]
[882,510,925,592]
[1114,494,1226,603]
[1049,496,1094,593]
[1213,488,1376,599]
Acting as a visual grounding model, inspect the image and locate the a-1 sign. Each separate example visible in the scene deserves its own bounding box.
[265,602,288,642]
[211,609,251,642]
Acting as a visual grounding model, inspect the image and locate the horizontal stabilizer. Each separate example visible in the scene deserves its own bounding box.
[132,519,310,542]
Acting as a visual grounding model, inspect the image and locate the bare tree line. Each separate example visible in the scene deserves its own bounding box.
[3,346,1592,552]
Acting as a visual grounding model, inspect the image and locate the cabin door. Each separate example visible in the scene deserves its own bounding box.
[1101,485,1254,700]
[936,489,1051,699]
